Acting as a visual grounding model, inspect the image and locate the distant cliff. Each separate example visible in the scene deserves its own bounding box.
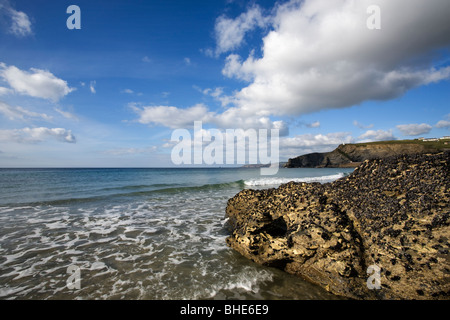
[285,140,450,168]
[226,151,450,300]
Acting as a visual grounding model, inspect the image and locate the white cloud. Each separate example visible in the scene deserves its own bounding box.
[90,80,96,94]
[281,132,354,149]
[0,86,13,95]
[435,120,450,129]
[215,5,269,55]
[221,0,450,117]
[142,56,151,63]
[122,89,134,94]
[130,102,289,136]
[279,132,354,158]
[131,103,214,129]
[222,54,253,81]
[0,63,74,102]
[0,1,32,37]
[0,101,52,121]
[0,127,76,144]
[214,108,289,136]
[130,0,450,145]
[197,86,234,107]
[435,114,450,129]
[396,123,432,136]
[358,129,395,142]
[9,8,31,36]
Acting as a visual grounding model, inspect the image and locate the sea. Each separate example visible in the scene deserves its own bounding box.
[0,167,354,300]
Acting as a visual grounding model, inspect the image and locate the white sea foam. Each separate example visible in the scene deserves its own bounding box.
[45,221,67,230]
[0,172,337,300]
[0,286,28,298]
[244,173,345,186]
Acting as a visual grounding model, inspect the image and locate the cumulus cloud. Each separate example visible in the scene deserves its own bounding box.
[131,102,289,136]
[130,0,450,147]
[396,123,432,136]
[9,8,31,36]
[0,101,52,121]
[0,63,74,102]
[0,1,32,37]
[131,103,215,129]
[435,114,450,129]
[221,0,450,117]
[281,132,354,148]
[435,120,450,129]
[358,129,395,142]
[0,127,76,144]
[278,132,354,158]
[212,106,289,135]
[214,5,269,55]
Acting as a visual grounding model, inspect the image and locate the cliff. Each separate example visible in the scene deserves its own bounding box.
[285,140,449,168]
[225,151,450,300]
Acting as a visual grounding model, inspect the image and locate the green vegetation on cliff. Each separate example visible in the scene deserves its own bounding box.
[356,138,450,149]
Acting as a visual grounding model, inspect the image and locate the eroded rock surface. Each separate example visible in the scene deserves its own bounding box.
[226,152,450,299]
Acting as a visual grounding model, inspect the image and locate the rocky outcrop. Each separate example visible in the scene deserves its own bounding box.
[226,152,450,299]
[285,141,446,168]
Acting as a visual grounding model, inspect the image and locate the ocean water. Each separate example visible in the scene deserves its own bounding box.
[0,167,353,300]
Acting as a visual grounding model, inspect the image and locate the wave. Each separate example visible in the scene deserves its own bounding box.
[244,173,346,187]
[2,174,346,207]
[3,180,247,207]
[99,183,180,192]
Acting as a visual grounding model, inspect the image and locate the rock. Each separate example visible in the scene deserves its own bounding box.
[225,152,450,299]
[284,141,447,168]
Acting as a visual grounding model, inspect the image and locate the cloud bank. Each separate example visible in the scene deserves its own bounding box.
[220,0,450,117]
[142,0,450,137]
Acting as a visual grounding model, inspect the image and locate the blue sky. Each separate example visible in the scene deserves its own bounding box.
[0,0,449,167]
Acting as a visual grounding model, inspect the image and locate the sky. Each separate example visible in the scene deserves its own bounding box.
[0,0,449,167]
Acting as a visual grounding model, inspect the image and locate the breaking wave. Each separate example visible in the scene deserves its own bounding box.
[244,173,346,187]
